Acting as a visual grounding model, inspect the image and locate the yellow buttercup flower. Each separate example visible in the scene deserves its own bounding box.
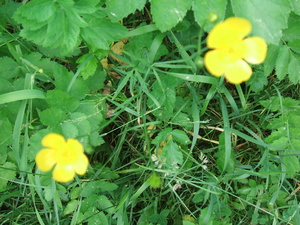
[35,133,89,183]
[204,17,267,84]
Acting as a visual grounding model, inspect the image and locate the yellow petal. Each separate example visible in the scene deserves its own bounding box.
[73,154,89,175]
[35,149,56,172]
[241,37,267,64]
[42,133,66,151]
[204,49,238,77]
[207,17,252,49]
[52,164,75,183]
[66,138,84,153]
[224,60,252,84]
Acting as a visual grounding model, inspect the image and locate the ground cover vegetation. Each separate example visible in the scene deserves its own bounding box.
[0,0,300,224]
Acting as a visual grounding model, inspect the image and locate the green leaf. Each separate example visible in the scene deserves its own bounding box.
[231,0,291,45]
[97,195,115,214]
[61,122,79,139]
[64,199,79,215]
[282,13,300,42]
[13,0,89,55]
[46,90,79,112]
[81,18,127,50]
[76,54,99,80]
[106,0,147,22]
[193,0,227,31]
[246,71,268,93]
[0,57,20,80]
[0,162,16,191]
[88,211,108,225]
[288,53,300,84]
[216,132,235,173]
[291,0,300,15]
[162,140,183,166]
[69,112,91,137]
[40,108,67,127]
[0,118,12,148]
[275,45,290,80]
[151,0,193,32]
[81,180,118,197]
[171,129,191,145]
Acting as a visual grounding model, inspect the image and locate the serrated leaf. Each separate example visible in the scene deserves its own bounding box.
[81,18,127,50]
[151,0,192,32]
[171,129,191,145]
[264,44,280,76]
[151,128,172,145]
[283,154,300,177]
[288,53,300,84]
[231,0,291,45]
[40,108,67,127]
[97,195,115,214]
[61,122,78,139]
[162,140,183,166]
[69,112,91,137]
[291,0,300,15]
[275,45,290,80]
[46,90,79,112]
[246,71,268,93]
[88,211,108,225]
[14,0,87,55]
[106,0,146,22]
[193,0,227,31]
[282,13,300,42]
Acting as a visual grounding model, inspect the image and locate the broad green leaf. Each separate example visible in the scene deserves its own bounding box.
[291,0,300,15]
[88,211,108,225]
[0,57,20,80]
[162,140,183,166]
[61,122,79,139]
[282,13,300,41]
[151,0,193,32]
[40,108,67,127]
[288,53,300,84]
[81,18,127,50]
[283,154,300,177]
[288,39,300,53]
[106,0,147,22]
[69,112,92,137]
[0,162,16,191]
[275,45,290,80]
[231,0,291,45]
[64,199,79,215]
[263,44,280,76]
[246,71,268,93]
[97,195,115,214]
[171,129,191,145]
[193,0,227,31]
[152,128,172,145]
[81,180,118,197]
[0,118,12,148]
[46,90,79,112]
[76,54,99,80]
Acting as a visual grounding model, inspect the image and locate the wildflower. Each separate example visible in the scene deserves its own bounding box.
[35,133,89,183]
[204,17,267,84]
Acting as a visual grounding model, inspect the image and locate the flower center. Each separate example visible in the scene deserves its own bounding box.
[55,144,79,165]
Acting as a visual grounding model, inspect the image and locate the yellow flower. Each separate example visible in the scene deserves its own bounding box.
[204,17,267,84]
[35,133,89,183]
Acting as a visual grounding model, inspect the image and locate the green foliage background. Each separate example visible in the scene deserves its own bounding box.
[0,0,300,224]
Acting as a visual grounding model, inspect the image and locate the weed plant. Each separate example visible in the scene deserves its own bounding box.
[0,0,300,224]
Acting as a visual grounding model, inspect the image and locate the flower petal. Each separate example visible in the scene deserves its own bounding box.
[42,133,66,151]
[207,17,252,49]
[66,138,84,153]
[204,49,237,77]
[73,154,89,175]
[241,37,268,64]
[52,164,75,183]
[35,149,56,172]
[224,60,252,84]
